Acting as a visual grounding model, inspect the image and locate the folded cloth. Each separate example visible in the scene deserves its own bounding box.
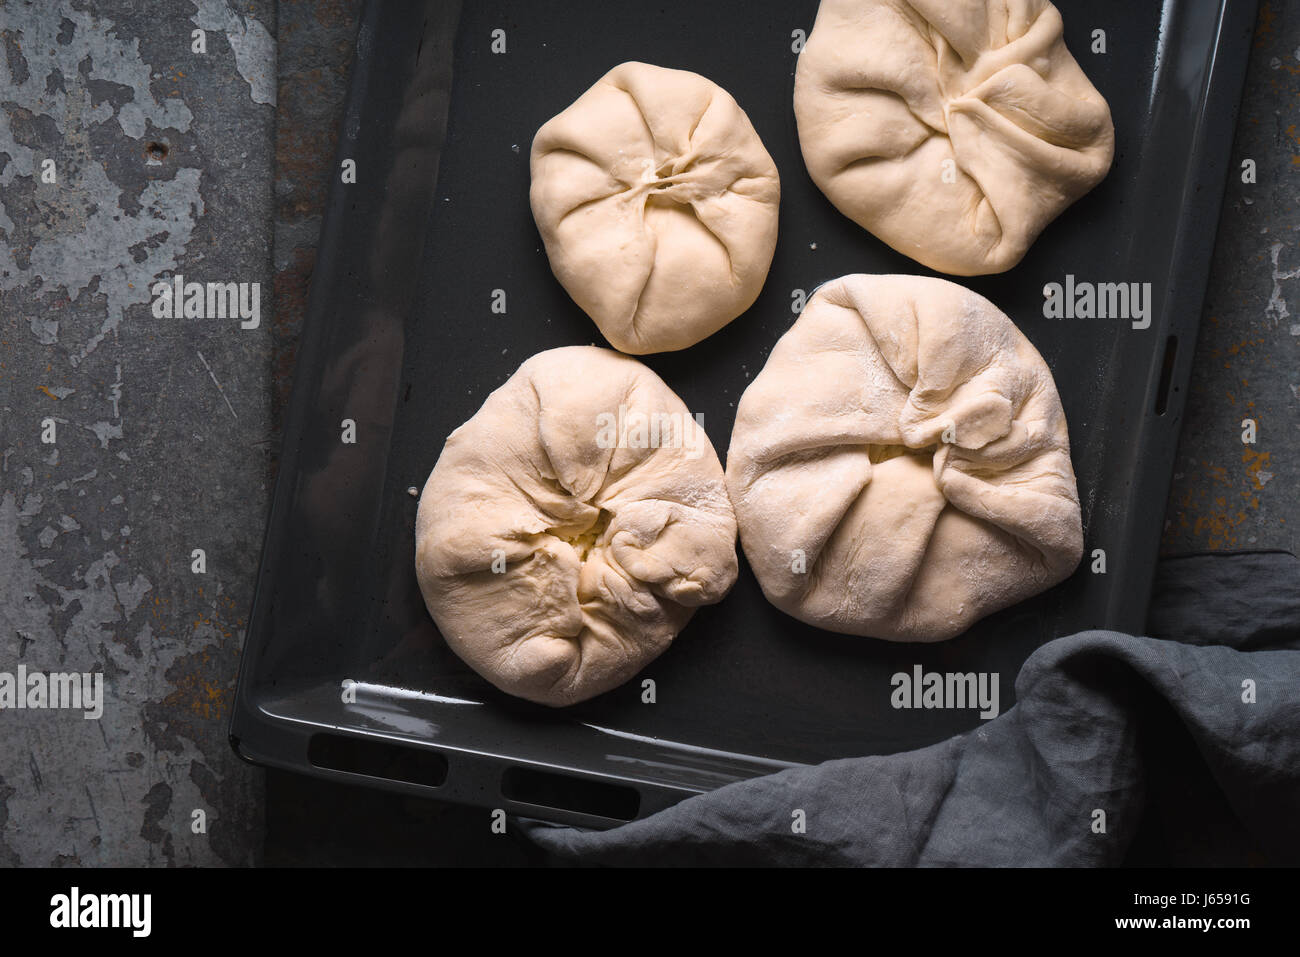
[519,551,1300,866]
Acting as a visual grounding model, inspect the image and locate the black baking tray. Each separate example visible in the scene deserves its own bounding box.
[231,0,1258,828]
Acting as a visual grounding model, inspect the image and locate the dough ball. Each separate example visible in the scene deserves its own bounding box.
[415,346,738,706]
[726,274,1083,641]
[530,62,781,354]
[793,0,1114,276]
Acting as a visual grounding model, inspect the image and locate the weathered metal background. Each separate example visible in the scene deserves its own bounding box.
[1,0,275,866]
[1161,1,1300,557]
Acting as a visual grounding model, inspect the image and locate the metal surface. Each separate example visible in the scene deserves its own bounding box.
[232,0,1260,829]
[1161,1,1300,558]
[1,0,274,865]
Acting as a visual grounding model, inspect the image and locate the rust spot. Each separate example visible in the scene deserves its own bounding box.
[160,672,230,721]
[1255,3,1276,46]
[1243,446,1272,490]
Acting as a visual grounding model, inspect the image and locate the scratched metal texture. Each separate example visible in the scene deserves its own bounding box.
[0,0,274,866]
[1160,1,1300,558]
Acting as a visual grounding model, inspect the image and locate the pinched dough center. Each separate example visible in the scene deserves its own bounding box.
[549,507,612,563]
[867,442,938,466]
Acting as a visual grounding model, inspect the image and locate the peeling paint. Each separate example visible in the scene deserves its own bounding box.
[0,5,192,148]
[1265,241,1300,324]
[190,0,277,106]
[1,1,265,865]
[3,161,203,366]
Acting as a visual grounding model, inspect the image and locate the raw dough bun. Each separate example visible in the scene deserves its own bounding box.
[530,62,780,354]
[726,274,1083,641]
[793,0,1114,276]
[415,346,738,706]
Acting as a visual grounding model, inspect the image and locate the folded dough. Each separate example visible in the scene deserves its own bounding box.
[726,275,1083,641]
[531,62,780,354]
[794,0,1114,276]
[415,346,738,706]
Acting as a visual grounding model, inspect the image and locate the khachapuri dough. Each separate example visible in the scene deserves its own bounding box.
[531,62,781,354]
[416,346,738,706]
[794,0,1114,275]
[726,274,1083,641]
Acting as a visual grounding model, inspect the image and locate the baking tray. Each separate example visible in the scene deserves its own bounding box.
[231,0,1258,828]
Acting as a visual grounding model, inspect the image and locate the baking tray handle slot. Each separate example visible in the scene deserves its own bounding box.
[308,733,448,788]
[501,767,641,821]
